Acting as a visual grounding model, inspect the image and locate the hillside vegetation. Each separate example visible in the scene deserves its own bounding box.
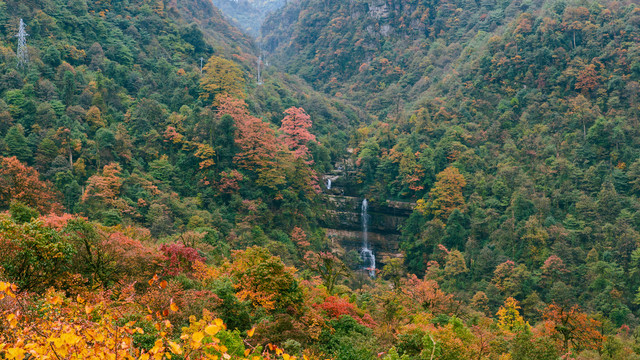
[262,0,640,357]
[0,0,640,359]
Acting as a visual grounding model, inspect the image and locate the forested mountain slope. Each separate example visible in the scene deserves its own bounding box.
[2,0,640,359]
[0,0,363,235]
[262,0,545,117]
[262,0,640,350]
[263,0,640,120]
[0,1,372,356]
[171,0,258,51]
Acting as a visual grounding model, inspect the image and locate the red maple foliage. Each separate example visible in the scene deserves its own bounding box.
[291,227,310,248]
[39,213,79,229]
[160,243,205,276]
[541,255,568,280]
[104,232,165,280]
[280,107,316,162]
[217,170,244,194]
[315,295,377,328]
[217,96,288,189]
[0,156,62,213]
[402,274,456,314]
[541,304,603,353]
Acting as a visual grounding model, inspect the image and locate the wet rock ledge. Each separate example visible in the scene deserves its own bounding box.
[320,195,415,262]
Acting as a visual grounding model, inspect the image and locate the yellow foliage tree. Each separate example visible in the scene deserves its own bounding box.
[0,280,299,360]
[417,166,466,220]
[86,106,105,129]
[200,56,245,105]
[496,297,529,333]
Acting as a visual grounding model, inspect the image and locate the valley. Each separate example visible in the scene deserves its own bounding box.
[1,0,640,359]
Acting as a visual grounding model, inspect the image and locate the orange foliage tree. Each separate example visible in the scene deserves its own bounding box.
[279,107,316,162]
[401,274,456,314]
[0,156,62,213]
[541,304,603,353]
[227,246,302,313]
[0,280,297,360]
[417,166,466,220]
[575,63,601,93]
[81,162,133,215]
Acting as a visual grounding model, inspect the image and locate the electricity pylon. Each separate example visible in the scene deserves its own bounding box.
[16,19,29,68]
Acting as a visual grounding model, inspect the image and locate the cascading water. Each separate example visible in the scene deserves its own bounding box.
[361,199,376,277]
[327,179,332,190]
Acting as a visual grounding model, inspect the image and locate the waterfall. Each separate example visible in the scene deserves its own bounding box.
[327,179,332,190]
[361,199,376,277]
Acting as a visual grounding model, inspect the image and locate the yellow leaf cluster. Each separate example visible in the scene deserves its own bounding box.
[496,297,529,333]
[200,56,245,105]
[0,282,299,360]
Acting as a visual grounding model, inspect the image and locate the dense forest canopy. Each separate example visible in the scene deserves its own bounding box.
[1,0,640,359]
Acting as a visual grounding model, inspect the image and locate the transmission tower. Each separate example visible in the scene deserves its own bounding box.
[16,19,29,68]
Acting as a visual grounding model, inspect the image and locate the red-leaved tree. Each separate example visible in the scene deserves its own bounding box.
[541,304,603,353]
[280,107,316,162]
[402,274,457,314]
[315,296,377,328]
[160,243,205,276]
[0,156,62,213]
[218,96,288,190]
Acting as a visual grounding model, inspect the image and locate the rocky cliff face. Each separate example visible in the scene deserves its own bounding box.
[320,195,414,264]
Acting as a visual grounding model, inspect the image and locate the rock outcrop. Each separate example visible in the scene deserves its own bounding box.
[320,194,414,264]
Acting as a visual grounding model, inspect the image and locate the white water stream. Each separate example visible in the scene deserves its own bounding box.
[361,199,376,277]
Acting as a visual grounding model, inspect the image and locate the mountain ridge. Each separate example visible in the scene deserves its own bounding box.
[211,0,286,37]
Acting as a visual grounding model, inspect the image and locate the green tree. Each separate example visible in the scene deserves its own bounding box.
[597,182,621,223]
[443,209,468,250]
[4,125,32,162]
[319,316,375,360]
[35,137,58,170]
[68,0,88,15]
[0,1,8,32]
[9,200,39,224]
[54,170,81,211]
[0,216,74,292]
[43,45,62,67]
